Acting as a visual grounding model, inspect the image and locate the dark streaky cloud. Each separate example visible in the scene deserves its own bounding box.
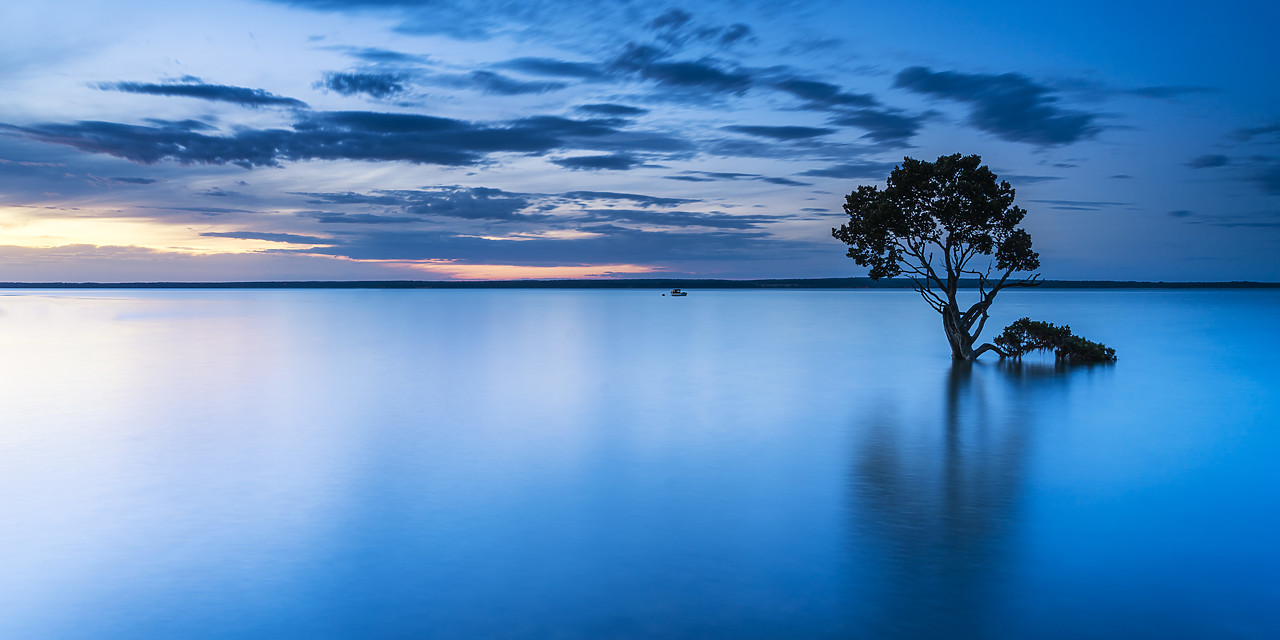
[610,44,752,94]
[326,46,429,64]
[303,211,420,224]
[829,108,925,145]
[2,110,681,168]
[1125,86,1217,99]
[559,191,695,207]
[1187,154,1230,169]
[1030,199,1129,211]
[579,208,779,229]
[302,226,817,265]
[552,154,642,170]
[666,170,810,186]
[1231,122,1280,142]
[575,103,648,117]
[300,186,544,221]
[1003,174,1064,184]
[799,160,898,179]
[647,9,754,48]
[773,78,877,109]
[1256,162,1280,195]
[201,231,333,244]
[432,71,567,95]
[723,125,835,140]
[494,57,605,79]
[96,80,308,108]
[894,66,1100,145]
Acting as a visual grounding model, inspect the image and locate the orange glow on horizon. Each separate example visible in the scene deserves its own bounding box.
[370,259,661,280]
[0,206,333,254]
[0,207,664,281]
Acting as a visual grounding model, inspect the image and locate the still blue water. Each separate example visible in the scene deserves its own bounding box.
[0,289,1276,639]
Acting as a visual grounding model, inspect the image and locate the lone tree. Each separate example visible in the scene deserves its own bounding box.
[833,154,1041,361]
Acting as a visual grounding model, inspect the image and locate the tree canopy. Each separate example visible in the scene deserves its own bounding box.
[833,154,1041,360]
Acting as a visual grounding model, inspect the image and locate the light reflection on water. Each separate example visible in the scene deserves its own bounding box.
[0,289,1276,638]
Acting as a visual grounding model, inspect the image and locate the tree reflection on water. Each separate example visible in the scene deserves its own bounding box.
[847,360,1096,638]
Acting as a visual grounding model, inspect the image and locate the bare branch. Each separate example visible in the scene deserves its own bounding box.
[971,342,1009,359]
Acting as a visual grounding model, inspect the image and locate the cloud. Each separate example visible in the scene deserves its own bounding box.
[829,108,925,145]
[149,206,257,214]
[431,70,567,95]
[324,46,429,64]
[578,208,781,229]
[292,185,712,233]
[758,176,810,186]
[301,225,816,266]
[2,110,682,169]
[665,170,810,186]
[574,103,648,117]
[1255,162,1280,195]
[306,212,420,224]
[95,80,308,108]
[1029,199,1130,211]
[894,66,1101,145]
[798,160,898,179]
[685,171,755,179]
[647,9,754,48]
[552,154,642,170]
[1125,86,1217,99]
[270,0,499,39]
[558,191,696,207]
[1002,174,1064,184]
[298,186,544,221]
[649,8,693,31]
[1187,154,1230,169]
[318,72,407,98]
[107,176,157,185]
[609,44,752,95]
[772,78,877,109]
[494,57,605,79]
[1230,122,1280,142]
[142,118,218,131]
[1110,174,1133,179]
[1169,210,1194,217]
[1131,85,1218,99]
[201,231,333,244]
[271,0,660,42]
[722,125,835,140]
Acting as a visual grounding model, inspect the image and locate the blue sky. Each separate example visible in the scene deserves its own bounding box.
[1,0,1276,281]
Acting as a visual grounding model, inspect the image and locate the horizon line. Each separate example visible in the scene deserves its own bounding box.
[2,278,1279,289]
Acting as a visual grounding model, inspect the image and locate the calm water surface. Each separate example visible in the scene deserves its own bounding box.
[0,289,1276,639]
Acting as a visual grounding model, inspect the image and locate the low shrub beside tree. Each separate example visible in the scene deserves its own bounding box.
[994,318,1116,363]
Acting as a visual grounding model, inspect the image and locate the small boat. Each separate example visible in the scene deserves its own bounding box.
[669,288,687,296]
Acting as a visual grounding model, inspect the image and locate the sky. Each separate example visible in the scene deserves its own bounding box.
[1,0,1277,282]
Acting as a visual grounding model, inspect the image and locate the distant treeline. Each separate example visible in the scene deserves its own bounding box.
[1,278,1278,289]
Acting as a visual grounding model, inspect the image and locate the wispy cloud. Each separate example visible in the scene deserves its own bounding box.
[95,79,308,108]
[552,154,643,170]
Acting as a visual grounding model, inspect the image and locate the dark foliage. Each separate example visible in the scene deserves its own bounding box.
[995,317,1117,363]
[832,153,1041,360]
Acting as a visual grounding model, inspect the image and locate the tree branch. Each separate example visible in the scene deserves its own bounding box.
[972,343,1009,359]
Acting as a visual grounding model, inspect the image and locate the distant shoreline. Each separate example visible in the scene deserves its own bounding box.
[2,278,1278,289]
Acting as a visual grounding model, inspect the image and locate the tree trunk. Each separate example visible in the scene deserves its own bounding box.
[942,307,973,360]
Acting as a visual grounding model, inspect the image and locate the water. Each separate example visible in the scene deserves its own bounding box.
[0,288,1276,639]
